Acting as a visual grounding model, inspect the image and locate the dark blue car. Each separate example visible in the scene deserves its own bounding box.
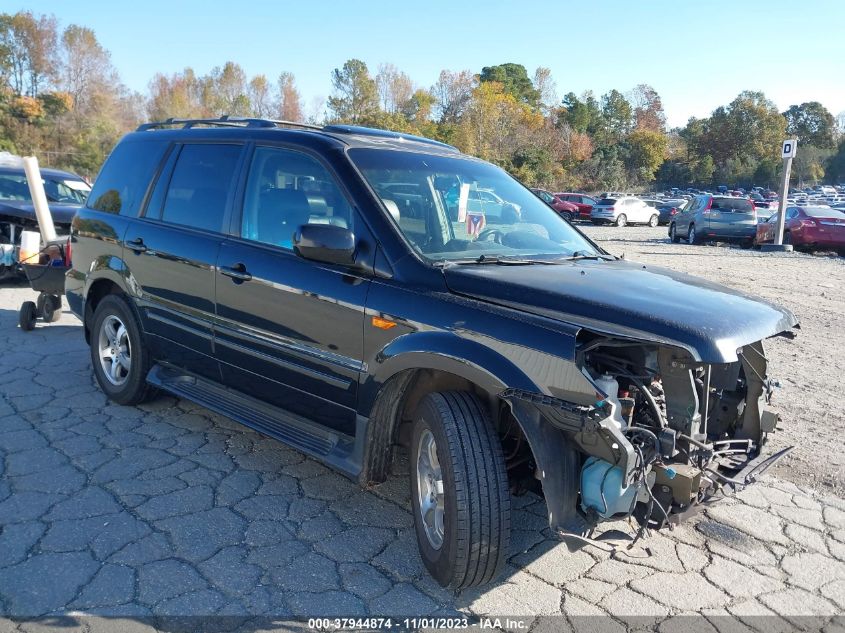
[0,163,90,278]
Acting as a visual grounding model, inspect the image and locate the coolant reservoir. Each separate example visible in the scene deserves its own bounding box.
[594,373,627,430]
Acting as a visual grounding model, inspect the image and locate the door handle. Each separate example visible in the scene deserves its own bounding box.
[126,238,147,253]
[220,263,252,282]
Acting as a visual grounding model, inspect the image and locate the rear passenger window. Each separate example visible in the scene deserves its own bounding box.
[240,147,353,250]
[159,144,242,232]
[87,140,167,216]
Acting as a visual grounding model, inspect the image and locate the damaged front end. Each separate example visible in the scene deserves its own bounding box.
[502,331,795,540]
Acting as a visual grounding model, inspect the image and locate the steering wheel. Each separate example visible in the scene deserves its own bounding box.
[476,228,505,244]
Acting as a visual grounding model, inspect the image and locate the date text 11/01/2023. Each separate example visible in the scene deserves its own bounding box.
[307,617,529,630]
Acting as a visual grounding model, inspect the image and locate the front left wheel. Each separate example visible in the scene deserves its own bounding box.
[410,391,510,589]
[90,294,153,405]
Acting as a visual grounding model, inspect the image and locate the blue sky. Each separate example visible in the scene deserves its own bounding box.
[21,0,845,127]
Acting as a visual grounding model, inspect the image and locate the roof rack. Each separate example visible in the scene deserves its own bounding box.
[136,116,322,132]
[135,116,459,151]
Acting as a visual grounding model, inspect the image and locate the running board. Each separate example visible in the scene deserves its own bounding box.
[147,364,360,478]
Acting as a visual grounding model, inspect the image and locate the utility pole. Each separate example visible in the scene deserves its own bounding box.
[763,140,797,252]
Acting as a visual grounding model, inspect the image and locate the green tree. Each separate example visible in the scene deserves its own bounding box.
[478,63,539,107]
[783,102,836,149]
[327,59,378,123]
[558,91,601,134]
[825,139,845,184]
[600,89,632,139]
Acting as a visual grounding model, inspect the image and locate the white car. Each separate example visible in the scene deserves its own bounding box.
[590,196,660,227]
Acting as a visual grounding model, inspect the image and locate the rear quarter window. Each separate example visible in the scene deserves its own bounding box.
[87,139,168,216]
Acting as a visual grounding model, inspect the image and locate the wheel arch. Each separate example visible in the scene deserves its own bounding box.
[358,333,580,533]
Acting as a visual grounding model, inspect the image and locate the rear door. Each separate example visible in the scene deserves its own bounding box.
[214,145,371,435]
[126,142,245,380]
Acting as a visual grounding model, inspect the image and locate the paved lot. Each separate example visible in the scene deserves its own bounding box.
[0,227,844,631]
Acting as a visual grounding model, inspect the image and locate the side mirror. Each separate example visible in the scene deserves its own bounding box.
[293,224,358,267]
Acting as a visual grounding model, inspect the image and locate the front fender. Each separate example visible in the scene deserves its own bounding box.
[361,330,538,415]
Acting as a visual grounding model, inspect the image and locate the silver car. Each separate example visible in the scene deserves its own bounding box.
[669,194,763,246]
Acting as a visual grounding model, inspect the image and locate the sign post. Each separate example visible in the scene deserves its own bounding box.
[774,139,797,247]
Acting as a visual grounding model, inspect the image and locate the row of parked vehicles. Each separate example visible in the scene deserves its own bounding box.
[532,189,682,227]
[529,187,845,254]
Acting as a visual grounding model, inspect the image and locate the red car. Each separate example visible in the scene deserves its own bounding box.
[755,205,845,253]
[530,188,580,221]
[555,192,599,220]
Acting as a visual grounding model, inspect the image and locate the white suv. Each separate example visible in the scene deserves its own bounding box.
[590,196,660,227]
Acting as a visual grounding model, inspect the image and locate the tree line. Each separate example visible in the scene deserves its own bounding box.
[2,9,844,190]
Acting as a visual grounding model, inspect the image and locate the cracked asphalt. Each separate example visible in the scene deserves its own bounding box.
[1,228,844,631]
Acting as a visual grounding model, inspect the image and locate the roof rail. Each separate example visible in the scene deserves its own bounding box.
[322,124,459,151]
[136,116,322,132]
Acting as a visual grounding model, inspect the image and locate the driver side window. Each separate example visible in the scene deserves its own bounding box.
[240,147,353,249]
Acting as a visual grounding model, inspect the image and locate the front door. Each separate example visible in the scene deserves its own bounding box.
[214,145,370,435]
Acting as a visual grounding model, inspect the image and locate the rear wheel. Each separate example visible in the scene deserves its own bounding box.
[410,391,510,589]
[615,214,627,227]
[561,211,573,222]
[90,294,152,405]
[688,224,699,244]
[648,214,659,227]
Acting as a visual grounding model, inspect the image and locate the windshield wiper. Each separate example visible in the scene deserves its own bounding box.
[561,251,616,262]
[464,254,563,265]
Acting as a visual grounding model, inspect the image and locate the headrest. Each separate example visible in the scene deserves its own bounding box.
[382,199,401,222]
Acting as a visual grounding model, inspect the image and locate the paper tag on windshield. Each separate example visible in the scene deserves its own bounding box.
[457,183,470,222]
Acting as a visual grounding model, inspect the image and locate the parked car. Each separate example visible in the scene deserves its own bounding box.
[749,192,774,209]
[657,199,688,225]
[0,158,90,279]
[669,194,762,246]
[556,192,599,220]
[530,188,580,220]
[755,205,845,254]
[591,196,660,227]
[67,117,798,589]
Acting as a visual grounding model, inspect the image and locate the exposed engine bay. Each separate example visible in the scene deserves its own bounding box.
[501,333,792,543]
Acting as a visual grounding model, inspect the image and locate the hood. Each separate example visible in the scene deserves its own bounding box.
[0,200,80,225]
[443,258,798,363]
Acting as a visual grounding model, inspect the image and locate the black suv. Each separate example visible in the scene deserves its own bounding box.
[67,118,797,588]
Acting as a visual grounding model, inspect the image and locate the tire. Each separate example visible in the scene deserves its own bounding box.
[40,294,62,323]
[669,223,680,243]
[19,301,36,331]
[410,391,510,589]
[783,232,792,245]
[615,214,627,227]
[89,294,152,405]
[561,211,573,222]
[688,224,699,244]
[648,214,659,228]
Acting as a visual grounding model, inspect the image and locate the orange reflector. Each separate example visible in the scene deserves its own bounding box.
[371,316,397,330]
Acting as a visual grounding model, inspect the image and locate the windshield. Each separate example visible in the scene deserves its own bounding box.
[0,172,90,204]
[349,148,600,262]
